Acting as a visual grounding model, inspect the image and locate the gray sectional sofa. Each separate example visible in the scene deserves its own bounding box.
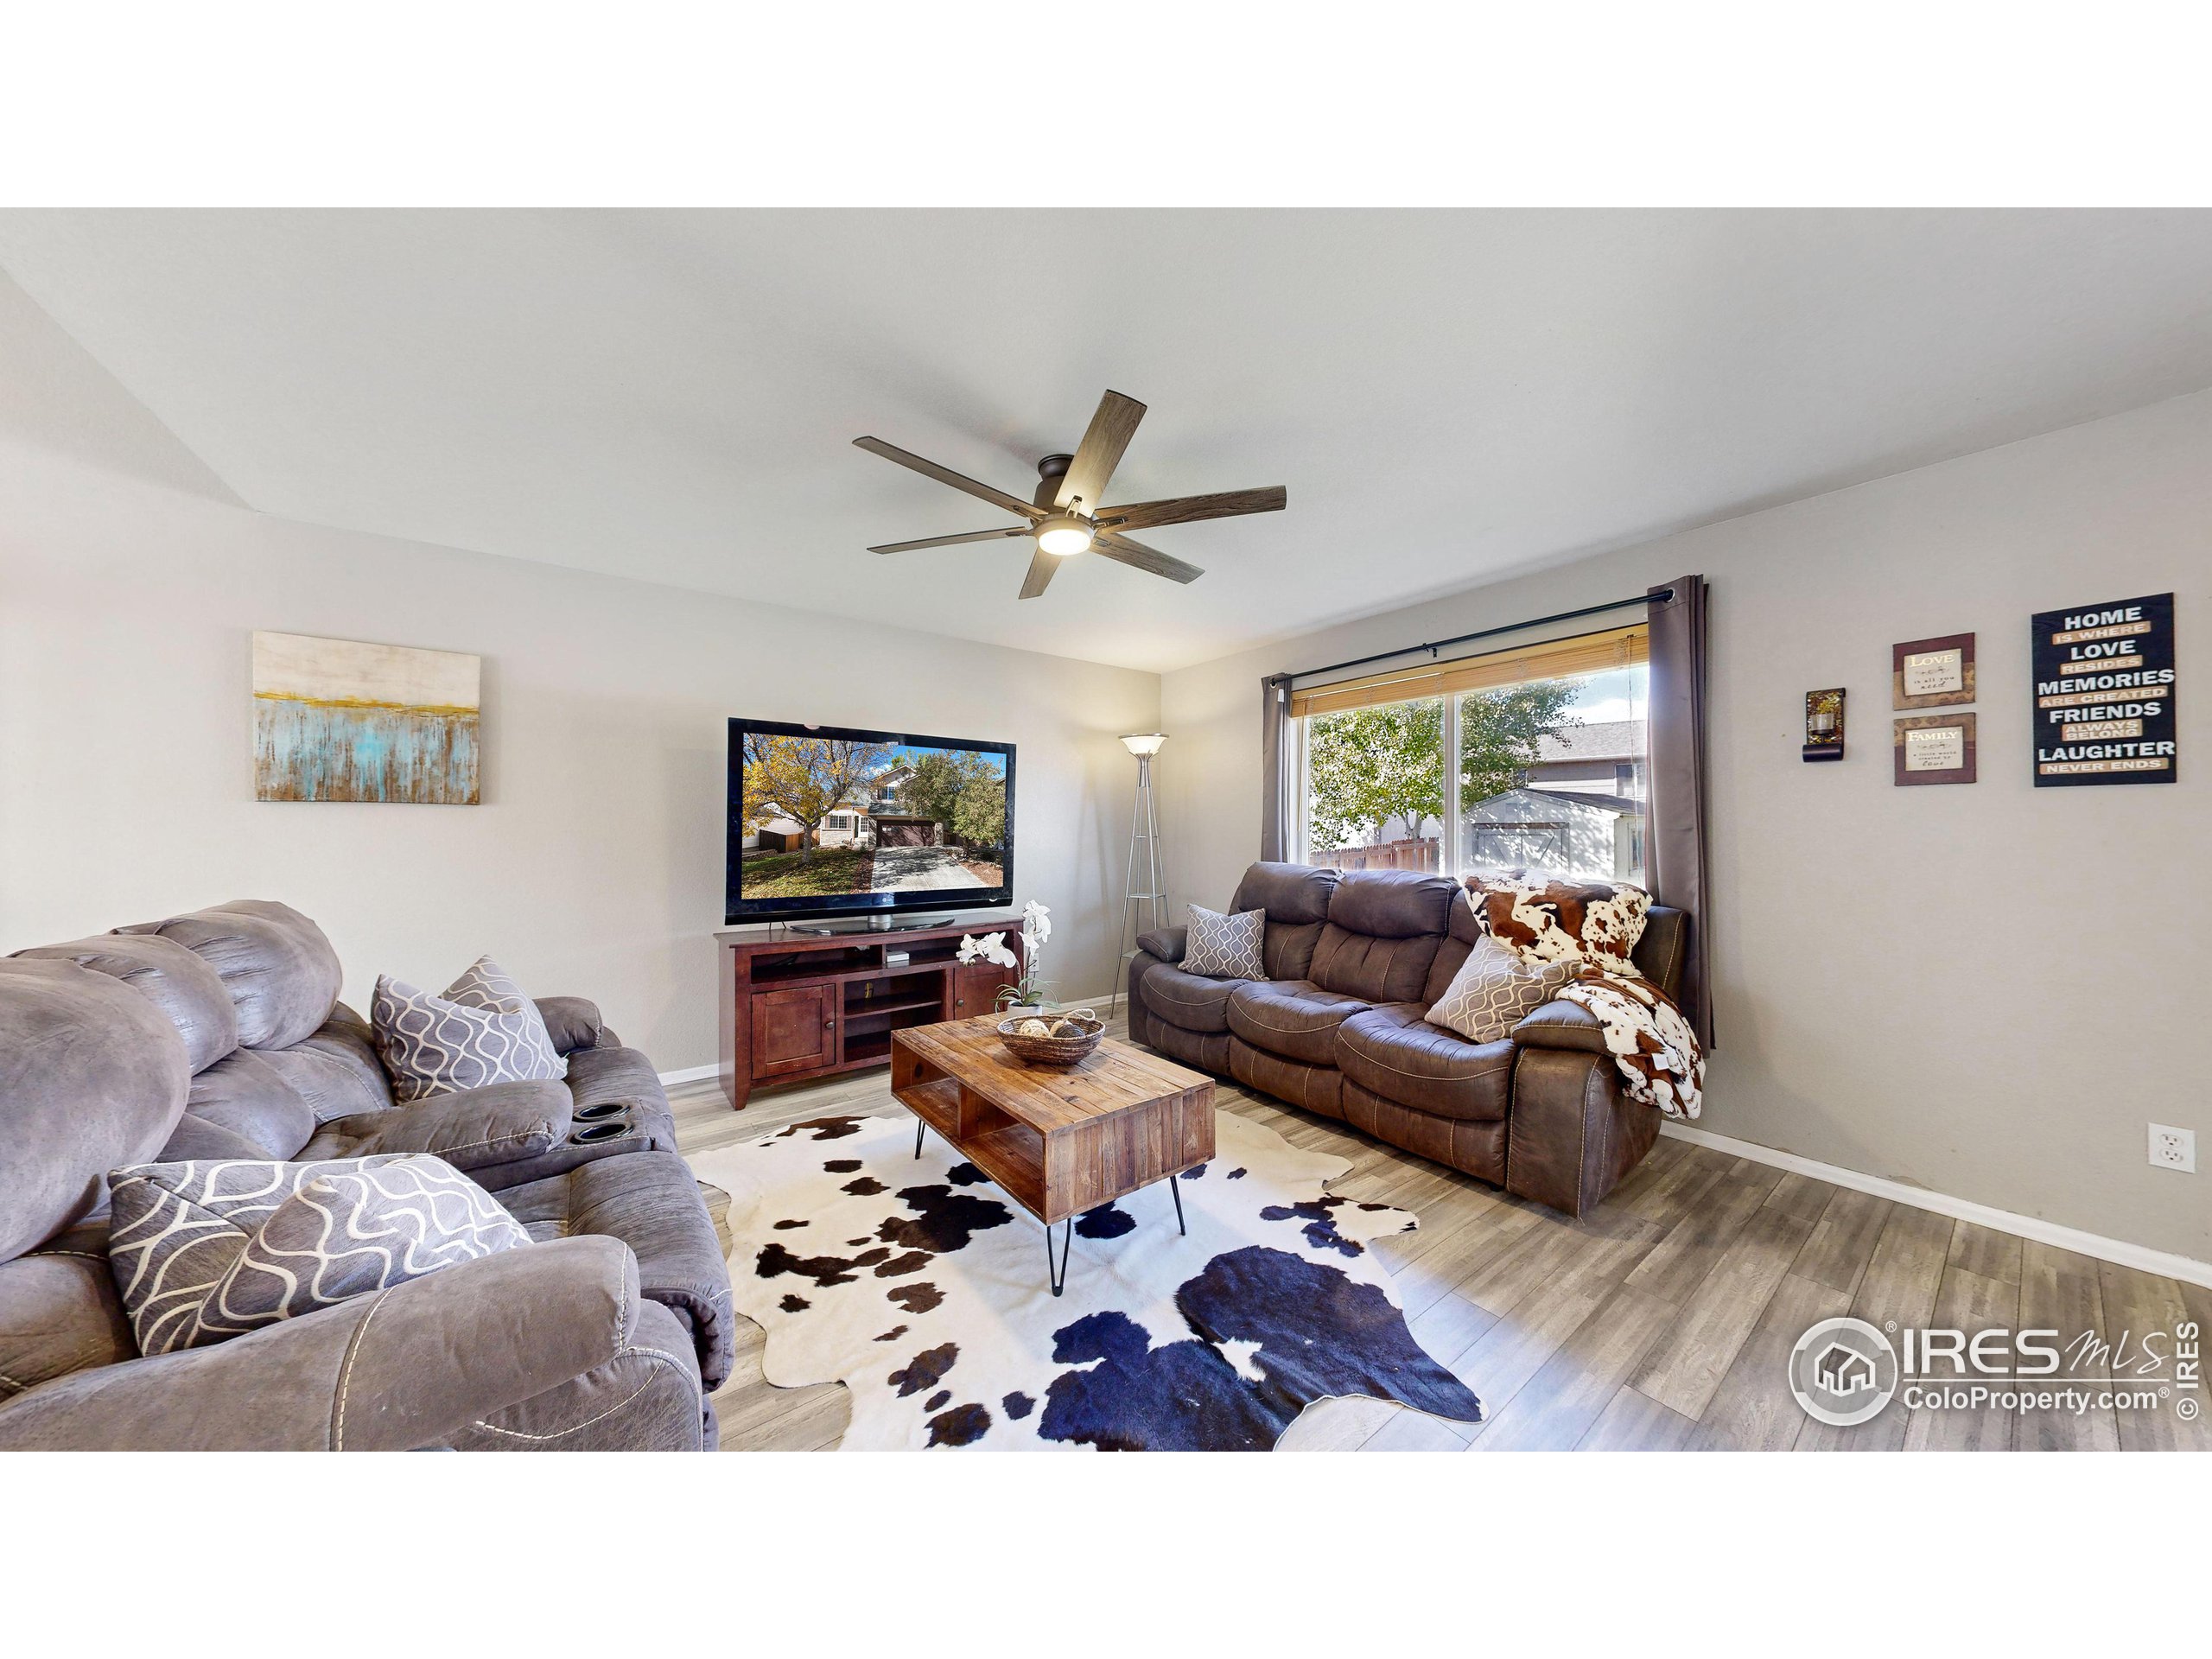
[0,900,732,1451]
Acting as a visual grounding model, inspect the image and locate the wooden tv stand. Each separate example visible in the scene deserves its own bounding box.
[715,916,1026,1109]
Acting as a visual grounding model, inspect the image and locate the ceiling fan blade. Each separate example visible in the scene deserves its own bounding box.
[1096,486,1287,532]
[854,436,1043,521]
[1018,543,1060,600]
[1093,531,1203,585]
[1053,391,1147,513]
[868,525,1033,554]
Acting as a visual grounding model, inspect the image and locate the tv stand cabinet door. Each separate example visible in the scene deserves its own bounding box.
[950,959,1018,1020]
[753,982,837,1078]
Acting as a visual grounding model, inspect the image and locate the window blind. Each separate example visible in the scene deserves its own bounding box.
[1288,623,1649,719]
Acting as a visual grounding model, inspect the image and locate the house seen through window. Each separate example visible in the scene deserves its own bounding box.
[1294,626,1649,887]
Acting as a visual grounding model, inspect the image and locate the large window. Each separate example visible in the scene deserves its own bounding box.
[1295,626,1649,886]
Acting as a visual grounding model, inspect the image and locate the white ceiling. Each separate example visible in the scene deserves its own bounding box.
[5,209,2212,673]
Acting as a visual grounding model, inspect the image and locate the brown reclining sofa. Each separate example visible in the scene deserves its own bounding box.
[0,900,733,1451]
[1127,862,1687,1217]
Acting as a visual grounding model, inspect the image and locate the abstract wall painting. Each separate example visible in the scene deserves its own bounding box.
[252,631,480,804]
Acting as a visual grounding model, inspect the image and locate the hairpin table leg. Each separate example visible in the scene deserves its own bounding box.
[914,1117,925,1160]
[1168,1173,1186,1236]
[1046,1218,1073,1296]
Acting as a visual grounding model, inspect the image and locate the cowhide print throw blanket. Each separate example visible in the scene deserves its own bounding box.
[686,1110,1483,1451]
[1556,971,1705,1119]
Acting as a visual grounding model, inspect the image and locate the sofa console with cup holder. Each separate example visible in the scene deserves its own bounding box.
[0,900,733,1451]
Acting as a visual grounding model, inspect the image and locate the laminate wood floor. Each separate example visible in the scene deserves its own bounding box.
[674,1032,2210,1453]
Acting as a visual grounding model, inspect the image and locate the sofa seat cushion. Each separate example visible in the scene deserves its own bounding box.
[1226,979,1371,1065]
[1139,963,1246,1034]
[1335,1003,1516,1122]
[494,1151,734,1391]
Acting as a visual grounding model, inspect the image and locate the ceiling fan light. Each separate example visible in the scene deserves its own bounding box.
[1035,514,1095,556]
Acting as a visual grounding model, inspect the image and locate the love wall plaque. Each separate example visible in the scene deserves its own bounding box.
[2031,592,2177,786]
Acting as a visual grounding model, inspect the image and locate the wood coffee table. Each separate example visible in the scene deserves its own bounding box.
[891,1014,1216,1295]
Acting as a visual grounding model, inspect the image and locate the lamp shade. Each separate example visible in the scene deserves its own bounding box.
[1120,732,1168,756]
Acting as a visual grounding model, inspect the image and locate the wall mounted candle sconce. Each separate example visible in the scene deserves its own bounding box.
[1803,688,1845,762]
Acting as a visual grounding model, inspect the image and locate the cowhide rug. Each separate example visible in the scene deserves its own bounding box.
[687,1109,1484,1451]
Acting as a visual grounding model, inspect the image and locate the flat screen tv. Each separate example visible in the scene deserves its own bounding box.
[726,718,1014,926]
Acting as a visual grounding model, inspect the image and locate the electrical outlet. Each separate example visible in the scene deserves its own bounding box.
[2149,1124,2196,1173]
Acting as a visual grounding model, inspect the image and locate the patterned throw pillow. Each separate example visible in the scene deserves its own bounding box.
[1424,935,1579,1043]
[1463,876,1651,978]
[106,1154,530,1354]
[1183,904,1267,980]
[373,955,564,1102]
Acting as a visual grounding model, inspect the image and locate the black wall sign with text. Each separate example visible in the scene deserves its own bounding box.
[2031,592,2177,787]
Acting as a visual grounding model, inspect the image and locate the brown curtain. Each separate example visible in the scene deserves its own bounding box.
[1260,674,1294,861]
[1646,575,1713,1046]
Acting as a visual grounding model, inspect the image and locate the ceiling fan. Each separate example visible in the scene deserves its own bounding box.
[854,390,1287,599]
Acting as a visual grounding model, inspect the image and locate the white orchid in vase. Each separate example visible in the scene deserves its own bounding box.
[957,900,1054,1014]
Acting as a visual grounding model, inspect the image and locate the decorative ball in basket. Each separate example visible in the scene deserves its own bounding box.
[995,1008,1104,1067]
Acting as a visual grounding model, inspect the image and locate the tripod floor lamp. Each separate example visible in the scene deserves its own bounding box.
[1109,732,1168,1024]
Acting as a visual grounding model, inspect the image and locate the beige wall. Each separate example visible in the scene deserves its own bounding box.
[0,280,1157,1073]
[1162,390,2211,1262]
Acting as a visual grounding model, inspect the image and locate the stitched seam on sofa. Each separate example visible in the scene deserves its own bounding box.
[0,1368,25,1394]
[1579,1061,1608,1214]
[375,1122,553,1161]
[465,1344,700,1443]
[332,1284,397,1451]
[1232,1009,1348,1033]
[1594,1068,1614,1211]
[1144,985,1234,1009]
[1344,1049,1513,1084]
[29,1249,104,1261]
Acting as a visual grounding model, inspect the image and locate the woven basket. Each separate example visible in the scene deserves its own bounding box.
[995,1009,1104,1067]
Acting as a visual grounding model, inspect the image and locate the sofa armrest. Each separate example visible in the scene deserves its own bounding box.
[1136,926,1187,964]
[0,1236,639,1450]
[535,995,607,1056]
[1504,1048,1660,1217]
[319,1078,572,1173]
[1510,1000,1611,1053]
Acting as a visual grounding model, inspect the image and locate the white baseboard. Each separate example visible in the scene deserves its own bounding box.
[1660,1122,2212,1291]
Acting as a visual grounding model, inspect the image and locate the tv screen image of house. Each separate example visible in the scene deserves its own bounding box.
[726,720,1014,920]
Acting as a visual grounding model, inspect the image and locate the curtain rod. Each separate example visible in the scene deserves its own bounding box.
[1273,588,1672,687]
